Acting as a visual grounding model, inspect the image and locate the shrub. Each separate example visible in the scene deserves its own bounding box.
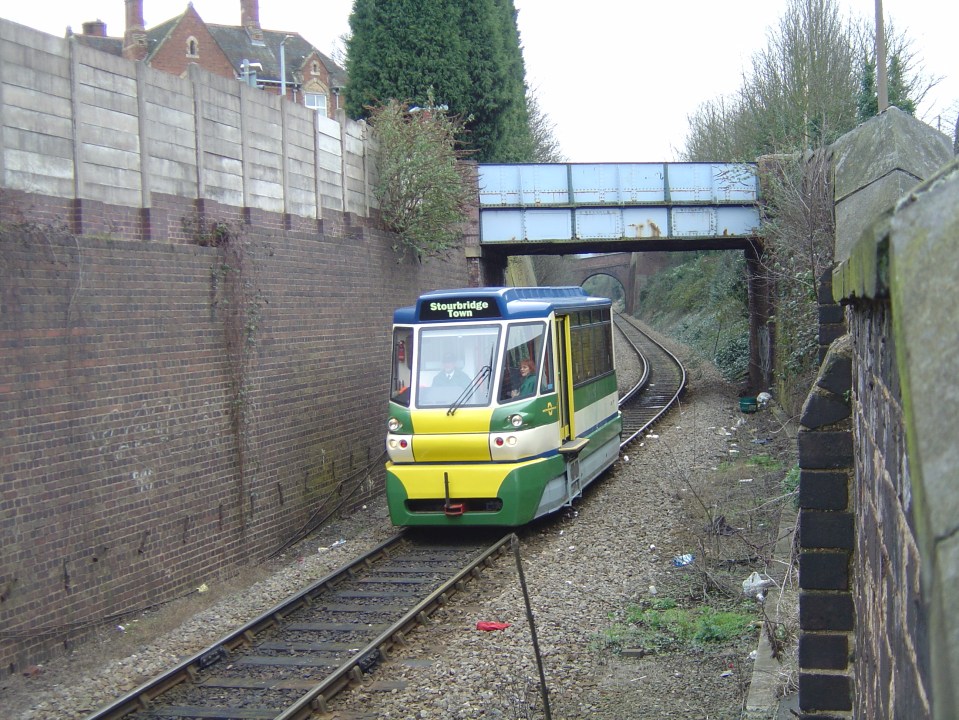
[369,98,475,261]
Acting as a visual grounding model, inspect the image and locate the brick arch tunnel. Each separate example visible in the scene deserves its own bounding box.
[481,246,772,392]
[539,252,675,316]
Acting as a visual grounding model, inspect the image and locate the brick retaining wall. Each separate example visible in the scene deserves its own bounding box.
[0,189,470,674]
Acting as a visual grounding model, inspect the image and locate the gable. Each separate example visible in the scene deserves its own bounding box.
[301,52,331,89]
[148,7,235,80]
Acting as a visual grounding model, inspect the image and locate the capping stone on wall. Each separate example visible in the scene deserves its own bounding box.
[831,107,953,269]
[885,158,959,720]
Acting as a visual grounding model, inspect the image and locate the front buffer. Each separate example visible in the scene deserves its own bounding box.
[385,455,566,527]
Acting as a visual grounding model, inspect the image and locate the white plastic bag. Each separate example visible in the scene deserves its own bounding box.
[742,571,775,598]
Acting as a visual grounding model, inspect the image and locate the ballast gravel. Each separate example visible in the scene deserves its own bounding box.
[3,324,794,720]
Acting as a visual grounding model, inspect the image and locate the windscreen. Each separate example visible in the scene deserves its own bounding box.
[415,325,500,408]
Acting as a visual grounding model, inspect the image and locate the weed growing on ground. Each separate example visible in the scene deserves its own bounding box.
[782,464,800,507]
[745,453,784,471]
[596,596,758,656]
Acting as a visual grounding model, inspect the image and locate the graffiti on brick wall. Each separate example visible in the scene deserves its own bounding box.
[90,396,222,489]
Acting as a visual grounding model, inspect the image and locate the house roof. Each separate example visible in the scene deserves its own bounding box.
[71,33,123,55]
[69,8,346,89]
[206,25,346,87]
[144,14,183,61]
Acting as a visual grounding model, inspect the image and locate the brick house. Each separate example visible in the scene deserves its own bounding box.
[70,0,346,117]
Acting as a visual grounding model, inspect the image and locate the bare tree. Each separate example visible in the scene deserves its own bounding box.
[526,86,565,163]
[759,150,834,407]
[682,0,872,160]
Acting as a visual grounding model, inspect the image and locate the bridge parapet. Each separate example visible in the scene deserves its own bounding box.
[478,162,760,250]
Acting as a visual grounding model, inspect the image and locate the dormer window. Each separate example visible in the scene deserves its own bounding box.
[186,37,199,58]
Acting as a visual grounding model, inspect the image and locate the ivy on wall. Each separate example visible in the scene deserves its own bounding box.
[189,215,264,535]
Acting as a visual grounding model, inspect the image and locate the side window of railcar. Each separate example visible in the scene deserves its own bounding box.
[499,322,546,402]
[390,327,413,406]
[570,309,613,386]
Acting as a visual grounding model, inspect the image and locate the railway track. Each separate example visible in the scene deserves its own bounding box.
[614,313,687,447]
[84,532,510,720]
[84,313,683,720]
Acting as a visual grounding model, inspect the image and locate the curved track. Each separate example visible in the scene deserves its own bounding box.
[85,314,684,720]
[614,312,687,447]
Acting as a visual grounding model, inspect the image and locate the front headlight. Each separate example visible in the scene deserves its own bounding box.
[508,413,524,428]
[387,417,401,432]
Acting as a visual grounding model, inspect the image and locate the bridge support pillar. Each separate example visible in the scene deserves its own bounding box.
[625,254,639,315]
[745,242,772,392]
[471,248,506,288]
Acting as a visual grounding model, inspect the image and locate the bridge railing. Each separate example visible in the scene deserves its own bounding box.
[478,162,759,244]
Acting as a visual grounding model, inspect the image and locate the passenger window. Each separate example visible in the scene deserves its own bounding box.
[499,322,546,402]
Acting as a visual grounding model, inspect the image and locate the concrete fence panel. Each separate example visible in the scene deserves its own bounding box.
[0,19,375,221]
[0,20,75,198]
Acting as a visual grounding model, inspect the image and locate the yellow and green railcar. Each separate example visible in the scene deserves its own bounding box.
[385,287,621,527]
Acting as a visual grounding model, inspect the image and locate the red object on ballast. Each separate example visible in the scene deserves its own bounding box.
[476,621,511,631]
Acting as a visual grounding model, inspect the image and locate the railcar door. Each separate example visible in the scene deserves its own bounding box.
[554,315,572,444]
[555,312,587,500]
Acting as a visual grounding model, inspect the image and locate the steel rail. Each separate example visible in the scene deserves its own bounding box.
[613,312,687,448]
[275,533,512,719]
[614,315,650,406]
[83,531,509,720]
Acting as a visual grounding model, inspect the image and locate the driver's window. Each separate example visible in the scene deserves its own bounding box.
[390,327,413,406]
[540,327,554,394]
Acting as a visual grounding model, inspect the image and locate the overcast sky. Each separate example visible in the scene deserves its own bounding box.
[4,0,957,161]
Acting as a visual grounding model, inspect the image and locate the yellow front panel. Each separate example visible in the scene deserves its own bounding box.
[392,462,519,498]
[413,434,491,462]
[409,407,493,462]
[412,407,492,433]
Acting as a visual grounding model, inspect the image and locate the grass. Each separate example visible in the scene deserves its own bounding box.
[782,463,800,508]
[596,596,758,656]
[745,454,783,471]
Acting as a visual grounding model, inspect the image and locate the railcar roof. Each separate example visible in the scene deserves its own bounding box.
[393,287,611,324]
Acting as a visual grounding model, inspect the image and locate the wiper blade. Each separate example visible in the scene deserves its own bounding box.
[447,365,491,416]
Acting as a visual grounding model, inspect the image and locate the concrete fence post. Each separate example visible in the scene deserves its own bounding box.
[189,63,206,203]
[337,108,348,214]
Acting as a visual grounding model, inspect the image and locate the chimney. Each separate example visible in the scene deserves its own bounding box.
[82,19,108,37]
[123,0,148,61]
[241,0,263,42]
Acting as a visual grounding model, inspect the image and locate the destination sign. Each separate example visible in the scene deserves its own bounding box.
[419,296,502,321]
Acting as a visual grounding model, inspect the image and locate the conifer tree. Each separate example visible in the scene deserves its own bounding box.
[489,0,534,161]
[344,0,533,162]
[344,0,466,118]
[857,54,917,121]
[856,58,879,122]
[887,55,917,114]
